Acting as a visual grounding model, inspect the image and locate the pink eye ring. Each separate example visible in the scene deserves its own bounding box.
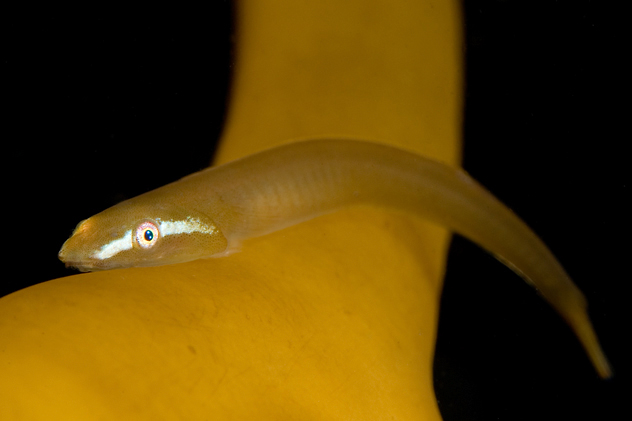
[135,220,160,249]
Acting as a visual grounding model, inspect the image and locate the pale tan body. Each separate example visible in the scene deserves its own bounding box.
[59,139,611,378]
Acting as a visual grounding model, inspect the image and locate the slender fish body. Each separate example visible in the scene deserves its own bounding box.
[59,139,611,378]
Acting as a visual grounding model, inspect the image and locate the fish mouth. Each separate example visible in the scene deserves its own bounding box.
[58,243,98,272]
[58,252,98,272]
[61,260,99,272]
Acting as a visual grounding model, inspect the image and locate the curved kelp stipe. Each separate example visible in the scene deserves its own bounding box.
[59,138,611,378]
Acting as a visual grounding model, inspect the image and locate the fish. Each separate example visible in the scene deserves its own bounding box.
[59,138,611,378]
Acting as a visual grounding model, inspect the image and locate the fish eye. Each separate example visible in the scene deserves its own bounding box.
[135,220,160,249]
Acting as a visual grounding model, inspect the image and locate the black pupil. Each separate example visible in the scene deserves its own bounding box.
[144,230,154,242]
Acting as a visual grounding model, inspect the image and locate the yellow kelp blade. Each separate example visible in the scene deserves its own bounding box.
[0,0,522,419]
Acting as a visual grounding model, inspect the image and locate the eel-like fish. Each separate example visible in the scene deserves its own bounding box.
[59,139,611,378]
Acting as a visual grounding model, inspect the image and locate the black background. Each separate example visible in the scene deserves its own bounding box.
[2,2,626,420]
